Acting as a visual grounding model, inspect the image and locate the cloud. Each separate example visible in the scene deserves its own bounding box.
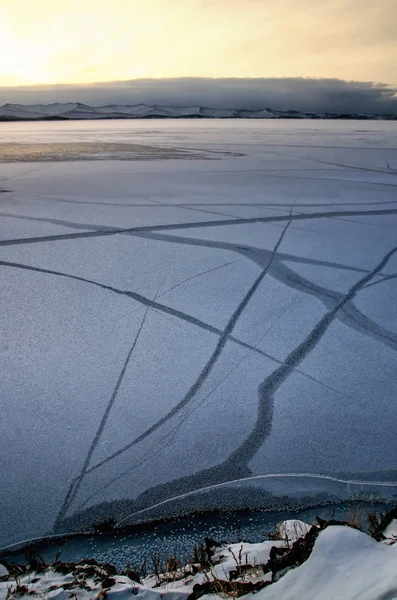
[1,77,397,115]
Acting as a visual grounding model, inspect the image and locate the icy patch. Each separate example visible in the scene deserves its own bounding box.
[0,142,215,162]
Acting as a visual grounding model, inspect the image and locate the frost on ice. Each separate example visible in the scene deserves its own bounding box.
[0,120,397,548]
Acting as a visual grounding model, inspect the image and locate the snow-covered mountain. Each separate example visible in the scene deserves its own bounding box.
[0,102,395,120]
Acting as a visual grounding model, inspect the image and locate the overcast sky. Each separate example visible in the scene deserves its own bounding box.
[0,0,396,87]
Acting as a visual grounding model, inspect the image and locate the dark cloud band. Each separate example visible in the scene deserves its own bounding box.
[1,77,396,115]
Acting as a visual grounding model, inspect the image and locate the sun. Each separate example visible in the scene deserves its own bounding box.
[0,21,49,85]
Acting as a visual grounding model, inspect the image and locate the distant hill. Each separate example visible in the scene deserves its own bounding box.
[0,102,396,121]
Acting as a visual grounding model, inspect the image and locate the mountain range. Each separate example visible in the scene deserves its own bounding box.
[0,102,396,121]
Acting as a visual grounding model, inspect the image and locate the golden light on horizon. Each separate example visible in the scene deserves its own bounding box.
[0,0,396,88]
[0,19,48,84]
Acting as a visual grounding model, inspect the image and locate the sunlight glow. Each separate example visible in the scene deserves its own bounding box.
[0,25,49,84]
[0,0,396,86]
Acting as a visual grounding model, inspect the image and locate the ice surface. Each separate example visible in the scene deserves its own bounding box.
[1,119,397,548]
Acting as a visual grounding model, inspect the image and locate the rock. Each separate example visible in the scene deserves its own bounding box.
[269,546,289,561]
[204,537,221,550]
[101,576,116,588]
[123,569,141,583]
[187,578,271,600]
[267,525,319,579]
[371,507,397,541]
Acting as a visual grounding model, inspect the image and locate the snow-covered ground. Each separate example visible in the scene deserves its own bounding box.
[1,119,397,549]
[2,519,397,600]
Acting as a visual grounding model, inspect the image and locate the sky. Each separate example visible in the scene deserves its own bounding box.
[0,0,396,87]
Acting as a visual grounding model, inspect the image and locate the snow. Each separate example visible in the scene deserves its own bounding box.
[384,520,397,544]
[0,564,8,578]
[254,526,397,600]
[0,568,178,600]
[0,559,207,599]
[274,519,312,543]
[0,120,397,549]
[211,540,283,581]
[2,523,397,600]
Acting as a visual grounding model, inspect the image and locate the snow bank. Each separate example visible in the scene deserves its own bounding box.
[256,526,397,600]
[211,540,282,582]
[0,570,189,600]
[2,521,397,599]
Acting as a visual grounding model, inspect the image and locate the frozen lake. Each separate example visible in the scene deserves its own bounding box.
[1,119,397,549]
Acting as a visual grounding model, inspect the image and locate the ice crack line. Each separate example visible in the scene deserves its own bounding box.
[225,244,397,467]
[115,472,397,526]
[55,210,294,519]
[1,207,397,247]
